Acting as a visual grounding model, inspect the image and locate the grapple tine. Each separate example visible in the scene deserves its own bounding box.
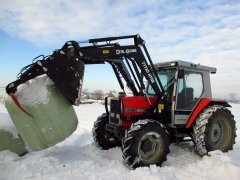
[40,47,85,105]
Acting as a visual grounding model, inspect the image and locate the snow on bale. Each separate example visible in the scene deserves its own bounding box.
[4,75,78,151]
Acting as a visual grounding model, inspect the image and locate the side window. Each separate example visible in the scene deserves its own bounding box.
[178,78,183,93]
[177,71,203,110]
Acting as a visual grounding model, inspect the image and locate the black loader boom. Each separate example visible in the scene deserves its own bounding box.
[6,35,164,105]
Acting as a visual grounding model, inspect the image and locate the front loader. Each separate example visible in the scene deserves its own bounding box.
[5,35,236,168]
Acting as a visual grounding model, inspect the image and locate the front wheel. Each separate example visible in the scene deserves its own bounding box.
[92,113,121,150]
[122,119,170,169]
[192,105,236,156]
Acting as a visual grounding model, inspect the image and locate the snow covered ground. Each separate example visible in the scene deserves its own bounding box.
[0,102,240,180]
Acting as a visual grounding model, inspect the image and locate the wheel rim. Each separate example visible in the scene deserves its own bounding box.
[104,131,119,144]
[138,132,162,163]
[210,122,222,143]
[208,117,231,149]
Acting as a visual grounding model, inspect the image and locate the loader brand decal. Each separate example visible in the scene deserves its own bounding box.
[116,49,137,55]
[142,61,155,83]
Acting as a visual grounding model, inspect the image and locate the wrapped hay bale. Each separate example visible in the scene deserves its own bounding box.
[0,112,26,155]
[4,75,78,151]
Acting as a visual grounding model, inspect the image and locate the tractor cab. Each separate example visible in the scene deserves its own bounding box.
[147,60,216,127]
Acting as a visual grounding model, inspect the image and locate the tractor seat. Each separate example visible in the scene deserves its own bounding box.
[177,87,194,109]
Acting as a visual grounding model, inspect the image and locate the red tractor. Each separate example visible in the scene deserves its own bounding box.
[6,35,236,168]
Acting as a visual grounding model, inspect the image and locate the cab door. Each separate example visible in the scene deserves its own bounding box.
[174,70,204,125]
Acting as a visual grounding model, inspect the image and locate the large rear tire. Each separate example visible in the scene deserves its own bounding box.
[92,113,121,150]
[192,105,236,156]
[122,119,170,169]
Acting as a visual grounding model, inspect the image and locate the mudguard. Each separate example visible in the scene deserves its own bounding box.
[186,98,231,128]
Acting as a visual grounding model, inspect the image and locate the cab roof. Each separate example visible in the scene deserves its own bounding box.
[154,60,217,74]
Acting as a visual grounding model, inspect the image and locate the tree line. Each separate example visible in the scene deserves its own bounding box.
[81,88,117,101]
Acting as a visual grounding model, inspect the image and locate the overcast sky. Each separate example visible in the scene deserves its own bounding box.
[0,0,240,98]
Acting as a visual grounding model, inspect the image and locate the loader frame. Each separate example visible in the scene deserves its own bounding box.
[6,35,165,105]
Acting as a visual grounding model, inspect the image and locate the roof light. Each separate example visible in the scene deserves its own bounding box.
[170,62,176,66]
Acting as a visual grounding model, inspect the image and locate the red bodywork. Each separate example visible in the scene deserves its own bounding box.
[120,96,157,127]
[118,97,228,128]
[185,98,229,128]
[185,98,211,128]
[121,96,157,116]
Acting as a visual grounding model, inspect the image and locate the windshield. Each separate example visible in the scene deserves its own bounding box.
[147,68,176,96]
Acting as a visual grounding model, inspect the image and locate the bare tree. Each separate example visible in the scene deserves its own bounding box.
[93,89,104,101]
[229,93,238,103]
[107,90,117,97]
[82,88,90,99]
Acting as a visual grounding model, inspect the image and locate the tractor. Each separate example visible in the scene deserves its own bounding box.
[6,35,236,168]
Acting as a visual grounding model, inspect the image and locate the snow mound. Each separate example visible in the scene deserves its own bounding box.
[0,103,240,179]
[0,89,7,104]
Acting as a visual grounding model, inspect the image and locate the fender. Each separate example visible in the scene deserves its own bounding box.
[185,98,231,128]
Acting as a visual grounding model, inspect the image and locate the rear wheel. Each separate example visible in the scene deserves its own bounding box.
[192,105,236,156]
[122,119,170,169]
[92,113,121,149]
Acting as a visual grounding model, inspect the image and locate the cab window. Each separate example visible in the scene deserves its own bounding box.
[176,71,203,110]
[147,68,176,97]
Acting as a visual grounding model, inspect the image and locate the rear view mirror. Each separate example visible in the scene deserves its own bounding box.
[178,69,184,79]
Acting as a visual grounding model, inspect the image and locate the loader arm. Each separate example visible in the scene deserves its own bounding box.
[6,35,165,105]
